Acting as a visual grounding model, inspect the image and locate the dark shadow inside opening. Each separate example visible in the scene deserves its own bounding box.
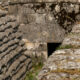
[47,43,61,57]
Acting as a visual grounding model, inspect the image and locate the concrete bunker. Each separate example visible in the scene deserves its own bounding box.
[8,1,80,59]
[0,0,80,80]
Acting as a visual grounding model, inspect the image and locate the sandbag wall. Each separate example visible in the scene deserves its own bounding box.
[0,10,32,80]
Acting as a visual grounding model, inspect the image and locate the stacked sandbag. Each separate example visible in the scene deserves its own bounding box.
[0,9,32,80]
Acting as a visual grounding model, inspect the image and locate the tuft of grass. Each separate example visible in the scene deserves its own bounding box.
[56,45,74,50]
[25,54,44,80]
[25,63,43,80]
[25,72,35,80]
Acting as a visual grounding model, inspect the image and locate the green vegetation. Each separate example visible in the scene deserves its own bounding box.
[56,45,74,50]
[25,63,43,80]
[25,55,44,80]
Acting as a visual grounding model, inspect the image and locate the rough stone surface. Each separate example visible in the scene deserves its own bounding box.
[38,23,80,80]
[62,23,80,47]
[22,39,48,61]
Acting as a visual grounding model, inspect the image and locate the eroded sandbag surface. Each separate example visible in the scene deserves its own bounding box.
[0,9,32,80]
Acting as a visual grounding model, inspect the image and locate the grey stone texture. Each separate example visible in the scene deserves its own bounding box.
[62,24,80,47]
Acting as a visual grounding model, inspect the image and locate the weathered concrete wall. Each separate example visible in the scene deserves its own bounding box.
[1,0,80,43]
[8,2,79,43]
[8,3,65,43]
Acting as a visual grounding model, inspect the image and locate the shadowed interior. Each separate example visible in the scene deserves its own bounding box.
[47,43,61,56]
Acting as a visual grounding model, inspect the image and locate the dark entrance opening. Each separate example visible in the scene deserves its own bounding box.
[47,43,61,56]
